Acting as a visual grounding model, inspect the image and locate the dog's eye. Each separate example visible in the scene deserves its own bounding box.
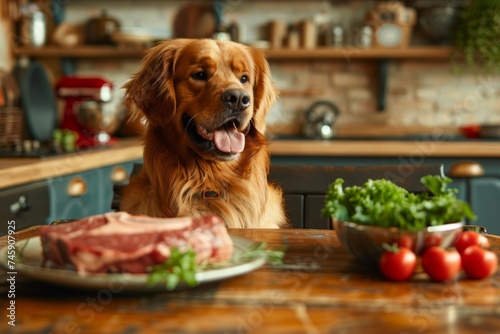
[240,75,249,84]
[192,71,208,81]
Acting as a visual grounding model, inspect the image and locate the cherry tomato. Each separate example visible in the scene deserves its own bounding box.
[455,231,490,254]
[423,234,442,250]
[460,124,481,139]
[421,246,461,282]
[461,245,498,279]
[379,246,417,281]
[397,235,414,250]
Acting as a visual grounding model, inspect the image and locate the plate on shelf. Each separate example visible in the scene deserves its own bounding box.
[111,27,170,47]
[0,235,265,292]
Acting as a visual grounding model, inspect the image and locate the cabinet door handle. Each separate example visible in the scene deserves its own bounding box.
[448,161,484,178]
[10,196,29,214]
[111,166,128,183]
[67,177,87,196]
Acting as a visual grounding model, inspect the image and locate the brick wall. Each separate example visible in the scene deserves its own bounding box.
[266,59,500,134]
[64,0,500,136]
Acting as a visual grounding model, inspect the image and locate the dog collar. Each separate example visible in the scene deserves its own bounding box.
[202,190,219,198]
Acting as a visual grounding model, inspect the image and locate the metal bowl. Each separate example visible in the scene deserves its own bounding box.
[418,6,459,44]
[332,219,464,266]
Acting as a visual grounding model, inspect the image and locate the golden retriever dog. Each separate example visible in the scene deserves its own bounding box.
[120,39,287,228]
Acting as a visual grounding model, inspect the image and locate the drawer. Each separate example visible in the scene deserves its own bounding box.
[100,161,137,212]
[48,170,103,222]
[0,180,50,236]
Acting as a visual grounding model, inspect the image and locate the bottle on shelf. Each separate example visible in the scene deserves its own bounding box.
[227,19,240,43]
[212,23,231,41]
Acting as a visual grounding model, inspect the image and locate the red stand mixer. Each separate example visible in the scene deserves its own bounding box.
[56,76,114,149]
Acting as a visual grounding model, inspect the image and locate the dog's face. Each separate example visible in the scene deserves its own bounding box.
[124,39,276,161]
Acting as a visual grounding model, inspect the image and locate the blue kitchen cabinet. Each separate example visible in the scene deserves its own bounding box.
[47,160,142,223]
[48,169,104,222]
[469,177,500,236]
[100,160,141,213]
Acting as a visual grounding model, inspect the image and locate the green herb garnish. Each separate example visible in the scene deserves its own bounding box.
[147,242,286,291]
[147,248,198,291]
[232,242,287,267]
[321,175,476,231]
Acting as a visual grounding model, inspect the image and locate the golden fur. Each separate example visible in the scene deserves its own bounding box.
[120,39,287,228]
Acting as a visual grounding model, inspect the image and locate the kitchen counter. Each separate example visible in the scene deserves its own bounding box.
[270,138,500,157]
[2,137,500,189]
[0,138,143,189]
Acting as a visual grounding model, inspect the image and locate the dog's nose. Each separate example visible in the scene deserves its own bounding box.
[221,89,251,112]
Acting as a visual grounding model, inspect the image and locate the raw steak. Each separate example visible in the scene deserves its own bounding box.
[39,212,234,274]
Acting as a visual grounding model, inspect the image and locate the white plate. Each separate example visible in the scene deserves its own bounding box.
[0,235,265,292]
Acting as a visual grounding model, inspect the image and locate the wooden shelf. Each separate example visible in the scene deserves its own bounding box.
[264,46,454,59]
[14,45,455,60]
[14,45,453,113]
[14,46,146,58]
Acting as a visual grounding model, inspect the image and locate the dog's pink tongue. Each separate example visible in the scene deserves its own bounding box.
[214,128,245,153]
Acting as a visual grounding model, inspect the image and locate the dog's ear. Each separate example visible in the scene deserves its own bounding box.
[123,39,188,126]
[248,47,278,134]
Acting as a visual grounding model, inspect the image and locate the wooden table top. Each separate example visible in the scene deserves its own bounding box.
[1,227,499,334]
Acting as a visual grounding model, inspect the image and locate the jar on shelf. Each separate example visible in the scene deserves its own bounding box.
[227,20,240,43]
[353,25,373,48]
[326,24,344,47]
[18,3,47,47]
[212,23,231,41]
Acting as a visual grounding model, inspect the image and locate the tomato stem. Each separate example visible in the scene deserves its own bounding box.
[382,243,399,253]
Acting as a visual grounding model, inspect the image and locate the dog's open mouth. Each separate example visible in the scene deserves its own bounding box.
[183,114,247,156]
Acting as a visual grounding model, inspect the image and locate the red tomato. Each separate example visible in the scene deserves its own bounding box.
[423,234,443,250]
[397,235,414,250]
[460,124,481,139]
[421,247,461,282]
[455,231,490,254]
[379,247,417,281]
[461,245,498,279]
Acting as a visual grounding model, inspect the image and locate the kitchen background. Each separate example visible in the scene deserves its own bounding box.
[2,0,500,234]
[1,0,499,143]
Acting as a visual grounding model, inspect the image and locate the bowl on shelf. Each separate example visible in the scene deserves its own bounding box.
[332,219,464,266]
[418,6,460,44]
